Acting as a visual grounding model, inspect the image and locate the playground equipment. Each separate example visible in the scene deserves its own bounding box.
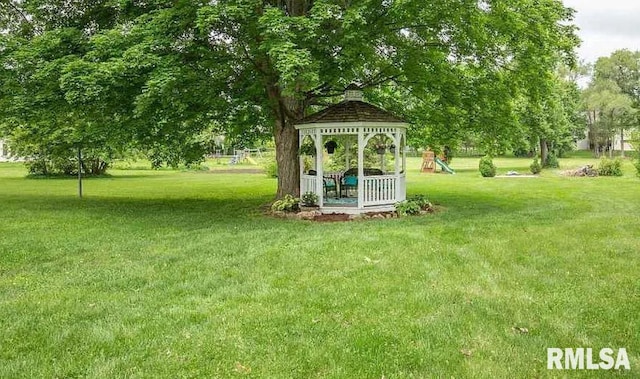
[228,148,262,165]
[434,156,455,174]
[243,148,263,159]
[420,150,436,173]
[421,150,455,174]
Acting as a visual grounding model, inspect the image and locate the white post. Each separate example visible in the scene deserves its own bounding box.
[299,135,305,190]
[394,130,401,201]
[402,130,407,201]
[315,129,324,208]
[345,141,350,171]
[394,130,400,175]
[402,131,407,175]
[357,131,364,209]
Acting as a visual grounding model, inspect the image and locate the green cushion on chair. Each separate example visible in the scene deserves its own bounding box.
[344,176,357,186]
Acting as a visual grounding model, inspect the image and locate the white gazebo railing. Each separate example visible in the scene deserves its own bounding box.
[323,171,343,184]
[362,175,397,206]
[301,174,317,195]
[397,174,406,202]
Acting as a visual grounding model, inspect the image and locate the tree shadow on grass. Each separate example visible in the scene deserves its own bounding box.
[1,178,595,234]
[2,194,276,233]
[410,184,594,226]
[2,174,167,182]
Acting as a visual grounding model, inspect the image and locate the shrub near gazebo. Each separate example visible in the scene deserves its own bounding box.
[295,86,408,214]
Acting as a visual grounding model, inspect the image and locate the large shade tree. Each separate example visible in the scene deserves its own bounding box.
[0,0,578,196]
[594,50,640,105]
[582,79,636,157]
[589,50,640,156]
[515,66,585,164]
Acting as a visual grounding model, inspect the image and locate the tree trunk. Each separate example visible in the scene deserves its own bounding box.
[609,110,615,158]
[274,117,300,198]
[263,1,311,199]
[266,82,304,199]
[609,137,613,158]
[540,138,548,165]
[589,110,599,157]
[620,128,625,158]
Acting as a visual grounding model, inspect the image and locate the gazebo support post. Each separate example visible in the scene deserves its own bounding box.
[357,130,364,210]
[402,135,407,172]
[394,130,401,201]
[315,129,324,207]
[345,141,350,171]
[394,130,400,175]
[299,135,305,190]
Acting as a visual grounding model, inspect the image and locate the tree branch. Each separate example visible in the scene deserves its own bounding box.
[2,0,32,25]
[362,74,401,89]
[240,43,270,76]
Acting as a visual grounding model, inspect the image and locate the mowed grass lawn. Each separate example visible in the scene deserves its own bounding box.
[1,156,639,378]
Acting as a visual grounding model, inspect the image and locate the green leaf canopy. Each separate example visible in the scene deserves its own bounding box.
[0,0,578,193]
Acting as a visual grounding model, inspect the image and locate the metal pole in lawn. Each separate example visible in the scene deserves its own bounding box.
[77,146,83,198]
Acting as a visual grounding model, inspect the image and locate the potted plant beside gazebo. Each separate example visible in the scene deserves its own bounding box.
[298,191,319,212]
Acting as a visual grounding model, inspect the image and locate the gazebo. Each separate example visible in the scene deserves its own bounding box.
[295,86,408,214]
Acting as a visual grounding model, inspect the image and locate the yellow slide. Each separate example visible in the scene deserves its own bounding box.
[246,156,258,165]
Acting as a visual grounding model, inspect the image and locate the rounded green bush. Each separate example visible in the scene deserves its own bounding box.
[479,156,496,177]
[530,158,542,174]
[544,153,559,169]
[598,158,623,177]
[271,194,300,212]
[263,158,278,178]
[301,191,318,206]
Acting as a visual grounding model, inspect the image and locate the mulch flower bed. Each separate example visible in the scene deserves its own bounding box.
[271,209,400,222]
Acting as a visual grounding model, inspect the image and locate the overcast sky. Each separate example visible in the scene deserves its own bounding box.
[562,0,640,64]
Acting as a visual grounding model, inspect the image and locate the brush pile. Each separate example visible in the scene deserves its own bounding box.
[561,165,598,177]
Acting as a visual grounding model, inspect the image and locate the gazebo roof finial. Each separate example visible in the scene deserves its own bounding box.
[344,83,363,102]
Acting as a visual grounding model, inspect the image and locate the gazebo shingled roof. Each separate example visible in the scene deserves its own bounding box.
[300,100,406,124]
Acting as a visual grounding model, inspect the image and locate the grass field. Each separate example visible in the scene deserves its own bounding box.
[1,156,639,378]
